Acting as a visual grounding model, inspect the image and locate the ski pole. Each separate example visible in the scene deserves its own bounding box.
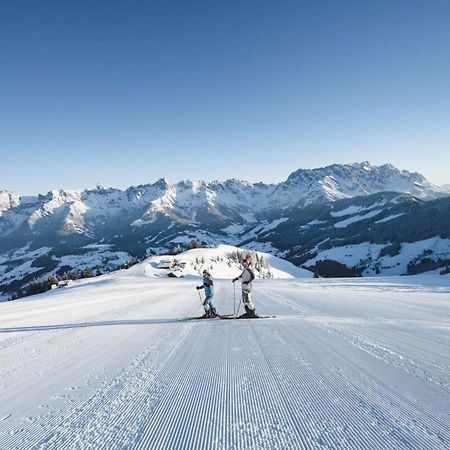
[197,289,204,306]
[236,285,242,317]
[233,281,236,319]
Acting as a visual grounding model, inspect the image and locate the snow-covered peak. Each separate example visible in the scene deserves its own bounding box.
[130,177,273,226]
[152,177,172,190]
[280,162,447,206]
[27,190,80,230]
[84,183,120,194]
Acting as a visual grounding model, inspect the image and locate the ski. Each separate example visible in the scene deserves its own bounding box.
[178,316,211,322]
[220,315,276,320]
[179,314,275,321]
[178,314,234,322]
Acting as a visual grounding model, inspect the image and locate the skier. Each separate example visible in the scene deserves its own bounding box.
[232,257,258,318]
[196,269,218,318]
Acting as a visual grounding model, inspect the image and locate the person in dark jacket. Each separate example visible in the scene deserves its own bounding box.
[232,257,257,318]
[196,269,217,318]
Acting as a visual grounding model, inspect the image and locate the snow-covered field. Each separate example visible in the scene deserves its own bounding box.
[1,268,450,449]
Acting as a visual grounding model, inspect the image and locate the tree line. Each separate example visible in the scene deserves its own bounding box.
[8,257,142,301]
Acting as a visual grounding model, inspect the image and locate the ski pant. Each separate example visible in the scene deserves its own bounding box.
[241,291,255,311]
[203,295,215,313]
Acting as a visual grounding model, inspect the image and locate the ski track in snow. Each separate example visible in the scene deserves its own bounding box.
[1,277,450,449]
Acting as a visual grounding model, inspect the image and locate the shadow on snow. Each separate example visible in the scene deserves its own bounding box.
[0,318,183,333]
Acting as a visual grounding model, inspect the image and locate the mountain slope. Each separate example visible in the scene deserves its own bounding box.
[243,193,450,277]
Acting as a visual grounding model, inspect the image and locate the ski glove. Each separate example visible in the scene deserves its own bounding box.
[196,286,202,290]
[232,278,238,283]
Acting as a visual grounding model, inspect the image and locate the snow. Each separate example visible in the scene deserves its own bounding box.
[27,190,80,229]
[1,269,449,449]
[63,200,89,234]
[331,205,369,217]
[221,222,248,235]
[319,175,350,200]
[376,237,450,276]
[307,242,386,268]
[374,213,405,223]
[258,217,288,232]
[286,162,447,204]
[239,212,258,223]
[139,245,313,280]
[306,219,327,226]
[333,210,383,228]
[57,250,131,272]
[223,218,289,241]
[0,246,53,295]
[244,241,289,258]
[0,259,42,280]
[11,244,52,260]
[305,237,450,277]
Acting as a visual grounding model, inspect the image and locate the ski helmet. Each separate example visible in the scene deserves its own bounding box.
[242,258,251,267]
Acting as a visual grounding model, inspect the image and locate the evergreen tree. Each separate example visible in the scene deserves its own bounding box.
[26,278,44,296]
[83,267,94,278]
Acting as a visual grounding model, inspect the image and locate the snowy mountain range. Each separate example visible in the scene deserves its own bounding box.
[1,162,450,299]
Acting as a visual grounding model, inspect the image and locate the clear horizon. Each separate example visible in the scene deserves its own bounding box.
[1,1,450,194]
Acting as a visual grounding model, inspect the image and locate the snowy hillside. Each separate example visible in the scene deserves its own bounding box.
[1,266,450,449]
[135,245,313,279]
[243,193,450,278]
[304,236,450,277]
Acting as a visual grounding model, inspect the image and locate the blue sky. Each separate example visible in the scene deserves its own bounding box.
[1,0,450,194]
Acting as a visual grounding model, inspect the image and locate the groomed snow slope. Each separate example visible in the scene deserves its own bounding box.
[1,270,450,449]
